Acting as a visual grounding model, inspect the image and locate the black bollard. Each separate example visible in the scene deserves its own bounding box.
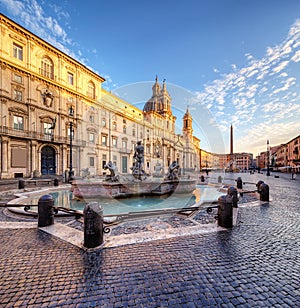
[217,194,233,228]
[83,202,104,249]
[256,180,264,193]
[200,175,205,182]
[54,178,59,186]
[38,194,54,227]
[18,179,25,189]
[228,186,238,208]
[236,177,243,189]
[260,183,269,201]
[218,176,222,183]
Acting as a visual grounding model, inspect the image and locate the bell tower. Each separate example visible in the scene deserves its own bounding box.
[183,107,193,136]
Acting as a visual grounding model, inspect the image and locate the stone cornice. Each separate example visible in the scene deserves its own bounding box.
[0,13,105,83]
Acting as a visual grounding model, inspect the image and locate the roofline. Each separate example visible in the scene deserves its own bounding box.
[0,13,105,82]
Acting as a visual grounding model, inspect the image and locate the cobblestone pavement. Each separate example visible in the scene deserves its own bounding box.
[0,172,299,307]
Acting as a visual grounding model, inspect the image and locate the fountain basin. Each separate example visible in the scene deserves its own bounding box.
[72,178,197,199]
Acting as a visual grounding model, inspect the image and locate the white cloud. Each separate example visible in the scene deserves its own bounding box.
[0,0,77,57]
[194,18,300,153]
[272,60,289,74]
[291,50,300,62]
[236,121,300,154]
[272,77,296,94]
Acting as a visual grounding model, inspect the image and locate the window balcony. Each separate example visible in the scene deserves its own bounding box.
[119,147,132,154]
[0,126,86,146]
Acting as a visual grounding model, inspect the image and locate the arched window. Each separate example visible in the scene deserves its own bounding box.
[87,81,95,99]
[40,56,54,79]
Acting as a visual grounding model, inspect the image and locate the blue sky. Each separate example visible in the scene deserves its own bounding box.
[1,0,300,155]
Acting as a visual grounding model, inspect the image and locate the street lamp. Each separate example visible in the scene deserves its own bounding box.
[68,106,74,182]
[266,139,270,176]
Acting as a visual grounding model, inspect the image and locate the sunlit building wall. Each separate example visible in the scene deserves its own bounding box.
[0,13,105,179]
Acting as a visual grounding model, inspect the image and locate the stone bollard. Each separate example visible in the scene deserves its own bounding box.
[53,178,59,186]
[260,183,269,202]
[38,194,54,227]
[217,194,233,228]
[228,186,238,208]
[256,180,264,193]
[218,176,222,183]
[83,202,104,249]
[18,179,25,189]
[236,177,243,189]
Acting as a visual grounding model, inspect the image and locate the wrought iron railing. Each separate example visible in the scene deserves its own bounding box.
[0,126,86,146]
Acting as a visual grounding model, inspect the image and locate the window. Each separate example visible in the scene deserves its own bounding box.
[123,125,126,134]
[89,132,95,143]
[102,118,106,127]
[13,116,24,130]
[13,74,22,83]
[68,72,74,85]
[68,127,74,138]
[102,135,107,146]
[89,115,94,123]
[87,81,95,99]
[122,140,127,150]
[90,157,95,167]
[14,89,22,101]
[132,129,135,137]
[112,138,117,148]
[113,155,117,167]
[112,122,117,130]
[44,123,52,135]
[13,43,23,60]
[41,57,54,79]
[102,154,107,169]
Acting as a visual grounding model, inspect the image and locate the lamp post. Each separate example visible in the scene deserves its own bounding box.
[266,139,270,176]
[68,106,74,182]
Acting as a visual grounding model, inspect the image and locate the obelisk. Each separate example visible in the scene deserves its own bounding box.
[229,124,233,172]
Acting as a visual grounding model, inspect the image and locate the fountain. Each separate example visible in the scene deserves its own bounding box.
[72,141,197,199]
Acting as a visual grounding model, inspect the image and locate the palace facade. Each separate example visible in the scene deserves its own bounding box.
[0,14,200,179]
[257,134,300,172]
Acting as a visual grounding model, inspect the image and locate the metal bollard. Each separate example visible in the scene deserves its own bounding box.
[83,202,104,249]
[38,194,54,227]
[218,176,222,183]
[217,194,233,228]
[236,177,243,189]
[54,178,59,186]
[260,183,269,201]
[228,186,238,208]
[200,175,205,182]
[256,180,264,193]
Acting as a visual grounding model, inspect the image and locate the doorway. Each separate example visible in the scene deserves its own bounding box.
[41,146,56,175]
